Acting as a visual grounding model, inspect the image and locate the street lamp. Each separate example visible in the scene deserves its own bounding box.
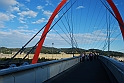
[52,43,54,59]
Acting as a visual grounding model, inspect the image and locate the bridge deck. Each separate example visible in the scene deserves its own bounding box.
[44,59,118,83]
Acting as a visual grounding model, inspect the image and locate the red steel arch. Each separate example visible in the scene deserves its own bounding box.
[32,0,67,64]
[107,0,124,39]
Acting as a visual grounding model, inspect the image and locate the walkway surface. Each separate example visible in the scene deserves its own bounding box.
[44,59,118,83]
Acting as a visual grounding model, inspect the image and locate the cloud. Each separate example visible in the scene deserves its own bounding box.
[0,0,18,6]
[18,10,38,18]
[0,12,16,28]
[11,7,20,12]
[0,0,21,27]
[25,0,30,2]
[9,14,16,19]
[0,22,5,28]
[44,29,108,47]
[43,10,52,18]
[36,5,43,10]
[42,10,59,19]
[32,18,47,24]
[0,0,19,10]
[0,28,113,48]
[18,20,26,24]
[45,0,54,6]
[92,30,106,37]
[18,25,28,29]
[0,29,39,47]
[76,6,85,9]
[72,30,107,45]
[0,13,10,28]
[18,17,26,23]
[17,10,38,23]
[0,13,10,21]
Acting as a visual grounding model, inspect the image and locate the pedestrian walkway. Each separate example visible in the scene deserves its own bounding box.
[44,60,118,83]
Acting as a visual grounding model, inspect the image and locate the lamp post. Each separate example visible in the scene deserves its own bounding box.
[52,43,54,59]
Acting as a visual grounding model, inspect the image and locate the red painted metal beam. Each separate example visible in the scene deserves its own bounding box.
[107,0,124,39]
[32,0,67,64]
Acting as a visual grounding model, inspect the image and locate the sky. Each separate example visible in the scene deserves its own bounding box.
[0,0,124,53]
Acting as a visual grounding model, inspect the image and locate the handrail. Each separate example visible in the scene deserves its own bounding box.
[99,55,124,83]
[100,56,124,72]
[0,56,80,76]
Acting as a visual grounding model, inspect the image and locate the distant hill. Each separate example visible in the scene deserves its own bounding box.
[0,47,124,57]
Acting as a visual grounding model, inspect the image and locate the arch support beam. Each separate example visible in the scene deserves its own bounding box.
[32,0,67,64]
[107,0,124,39]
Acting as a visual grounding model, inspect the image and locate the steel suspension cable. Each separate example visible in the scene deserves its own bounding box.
[53,28,72,45]
[84,5,104,49]
[5,0,71,66]
[19,0,77,64]
[87,4,105,49]
[81,0,92,49]
[100,0,124,29]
